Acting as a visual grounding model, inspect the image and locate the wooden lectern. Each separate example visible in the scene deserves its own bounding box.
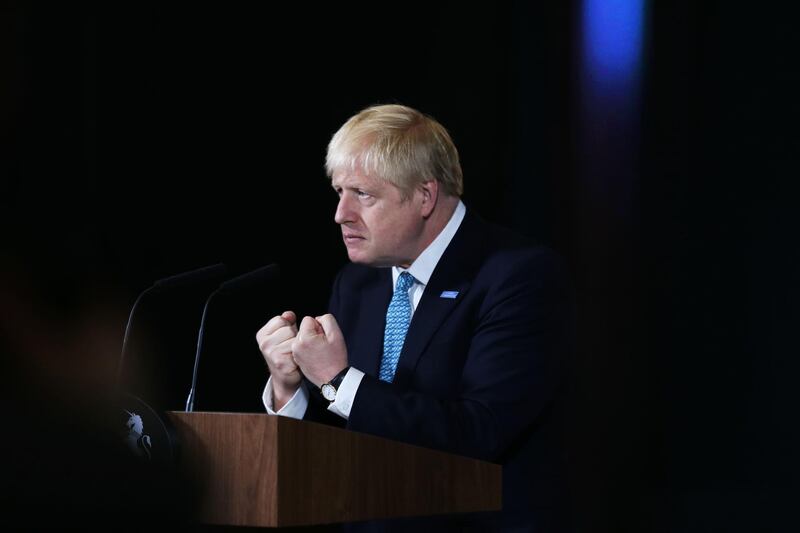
[166,412,501,528]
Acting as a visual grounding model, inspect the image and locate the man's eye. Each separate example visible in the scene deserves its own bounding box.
[357,190,371,199]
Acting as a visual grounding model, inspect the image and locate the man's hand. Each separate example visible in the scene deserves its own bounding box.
[292,314,348,388]
[256,311,301,411]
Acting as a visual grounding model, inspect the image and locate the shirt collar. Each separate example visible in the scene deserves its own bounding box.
[392,200,466,287]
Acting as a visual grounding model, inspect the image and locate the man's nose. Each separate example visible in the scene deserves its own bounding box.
[334,194,355,225]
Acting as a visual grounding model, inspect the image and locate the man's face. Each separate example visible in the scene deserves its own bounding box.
[331,167,425,267]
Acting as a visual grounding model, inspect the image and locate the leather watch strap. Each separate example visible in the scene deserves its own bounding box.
[329,366,350,390]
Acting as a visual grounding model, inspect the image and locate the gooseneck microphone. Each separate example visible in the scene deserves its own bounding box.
[117,263,228,387]
[184,263,280,412]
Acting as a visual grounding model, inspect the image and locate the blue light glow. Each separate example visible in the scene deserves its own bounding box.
[583,0,645,86]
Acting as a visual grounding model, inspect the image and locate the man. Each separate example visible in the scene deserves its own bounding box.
[256,104,571,531]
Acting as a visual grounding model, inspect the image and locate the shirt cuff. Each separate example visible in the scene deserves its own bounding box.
[327,367,365,420]
[262,377,309,419]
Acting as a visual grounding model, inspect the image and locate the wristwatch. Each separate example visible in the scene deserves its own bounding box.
[320,367,350,402]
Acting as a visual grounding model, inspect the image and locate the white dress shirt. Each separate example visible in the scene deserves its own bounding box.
[263,200,467,419]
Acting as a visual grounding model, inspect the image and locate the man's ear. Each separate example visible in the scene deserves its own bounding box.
[418,180,439,218]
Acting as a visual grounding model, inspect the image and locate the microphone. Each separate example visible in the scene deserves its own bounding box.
[117,263,228,387]
[152,263,229,290]
[185,264,280,412]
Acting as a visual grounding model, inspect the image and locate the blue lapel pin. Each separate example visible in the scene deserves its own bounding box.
[440,290,459,299]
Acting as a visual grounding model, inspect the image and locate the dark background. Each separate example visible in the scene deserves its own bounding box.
[2,1,798,531]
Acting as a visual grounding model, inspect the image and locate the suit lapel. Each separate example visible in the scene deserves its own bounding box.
[392,278,471,386]
[392,212,486,387]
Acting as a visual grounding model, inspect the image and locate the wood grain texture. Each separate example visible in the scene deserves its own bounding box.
[167,412,501,527]
[168,412,279,526]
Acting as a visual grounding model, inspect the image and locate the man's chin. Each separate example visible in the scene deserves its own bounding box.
[348,256,376,266]
[346,250,369,265]
[346,250,389,268]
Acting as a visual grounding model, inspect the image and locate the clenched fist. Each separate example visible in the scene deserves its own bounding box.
[256,311,301,410]
[291,314,349,388]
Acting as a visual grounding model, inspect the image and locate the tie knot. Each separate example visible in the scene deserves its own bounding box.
[396,271,415,292]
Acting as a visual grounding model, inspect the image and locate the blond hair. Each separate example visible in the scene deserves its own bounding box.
[325,104,463,199]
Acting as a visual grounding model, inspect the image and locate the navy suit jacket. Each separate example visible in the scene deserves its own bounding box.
[310,210,572,532]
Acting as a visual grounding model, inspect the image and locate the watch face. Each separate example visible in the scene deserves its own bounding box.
[321,384,336,402]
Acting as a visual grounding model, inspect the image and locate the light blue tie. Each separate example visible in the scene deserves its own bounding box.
[379,272,415,382]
